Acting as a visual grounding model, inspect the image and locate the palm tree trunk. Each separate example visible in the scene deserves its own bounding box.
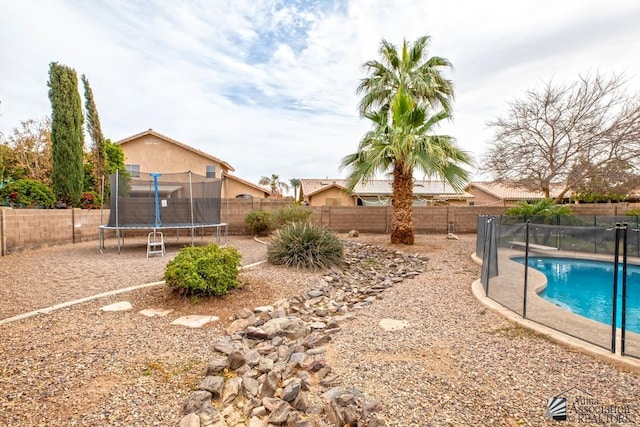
[391,162,414,244]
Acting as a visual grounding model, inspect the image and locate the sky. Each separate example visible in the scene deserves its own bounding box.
[1,0,640,188]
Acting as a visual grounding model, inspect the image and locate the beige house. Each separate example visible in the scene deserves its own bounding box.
[115,129,270,198]
[466,181,571,206]
[300,179,474,206]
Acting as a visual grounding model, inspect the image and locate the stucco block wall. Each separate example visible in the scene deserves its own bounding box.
[3,202,639,256]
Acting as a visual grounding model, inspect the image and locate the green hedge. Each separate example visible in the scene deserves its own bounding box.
[0,179,55,208]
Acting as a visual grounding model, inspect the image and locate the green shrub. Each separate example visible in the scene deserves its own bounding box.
[0,179,55,208]
[165,244,241,296]
[625,208,640,216]
[267,222,344,269]
[80,191,101,209]
[245,210,272,236]
[272,205,312,229]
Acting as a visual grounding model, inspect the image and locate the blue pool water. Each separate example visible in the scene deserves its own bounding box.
[514,257,640,333]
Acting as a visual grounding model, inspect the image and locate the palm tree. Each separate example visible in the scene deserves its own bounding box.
[342,90,471,244]
[259,173,290,197]
[357,35,454,118]
[289,178,301,202]
[342,35,469,245]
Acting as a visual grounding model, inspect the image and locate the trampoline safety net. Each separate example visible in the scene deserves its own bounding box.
[106,170,222,227]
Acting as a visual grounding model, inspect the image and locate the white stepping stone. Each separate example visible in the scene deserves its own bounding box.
[378,318,409,332]
[101,301,133,312]
[139,308,174,317]
[171,315,219,328]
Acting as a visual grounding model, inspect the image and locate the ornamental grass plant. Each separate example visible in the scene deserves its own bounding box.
[267,222,344,269]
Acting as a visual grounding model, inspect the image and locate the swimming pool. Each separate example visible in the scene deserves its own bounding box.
[514,257,640,333]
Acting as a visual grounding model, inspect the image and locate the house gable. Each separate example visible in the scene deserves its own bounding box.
[115,129,235,177]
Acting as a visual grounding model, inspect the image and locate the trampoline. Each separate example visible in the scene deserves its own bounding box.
[99,170,227,253]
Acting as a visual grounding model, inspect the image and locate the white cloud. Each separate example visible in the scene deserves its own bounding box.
[1,0,639,185]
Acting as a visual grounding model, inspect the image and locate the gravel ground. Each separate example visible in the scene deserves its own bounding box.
[0,233,639,426]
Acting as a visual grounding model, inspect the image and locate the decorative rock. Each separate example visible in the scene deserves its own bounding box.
[254,305,274,313]
[378,318,409,332]
[282,378,302,402]
[199,375,224,397]
[227,318,253,334]
[348,229,359,237]
[139,308,173,317]
[206,356,228,375]
[293,391,310,412]
[245,326,269,340]
[214,339,236,355]
[100,301,132,312]
[257,357,274,373]
[251,406,267,417]
[221,376,242,405]
[259,370,280,398]
[262,317,308,339]
[182,390,212,415]
[235,307,254,319]
[179,413,200,427]
[264,398,290,424]
[242,376,259,398]
[228,350,246,370]
[247,416,266,427]
[309,321,326,330]
[244,349,261,367]
[307,289,324,298]
[198,402,225,427]
[171,315,219,328]
[324,399,345,425]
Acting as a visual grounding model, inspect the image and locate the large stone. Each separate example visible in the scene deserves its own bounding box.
[206,356,228,375]
[221,376,242,405]
[172,315,219,328]
[244,349,261,367]
[247,416,266,427]
[100,301,132,312]
[242,376,260,398]
[262,316,309,339]
[198,401,225,427]
[227,350,246,370]
[213,339,236,355]
[199,375,224,397]
[378,318,409,332]
[259,370,280,399]
[179,413,200,427]
[139,308,173,317]
[182,390,212,415]
[227,318,252,334]
[282,378,302,402]
[324,399,345,425]
[264,398,290,424]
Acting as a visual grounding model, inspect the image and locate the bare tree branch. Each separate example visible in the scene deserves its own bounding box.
[483,73,640,202]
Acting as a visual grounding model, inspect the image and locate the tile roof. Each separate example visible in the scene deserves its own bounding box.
[300,179,473,199]
[469,181,571,200]
[115,129,235,172]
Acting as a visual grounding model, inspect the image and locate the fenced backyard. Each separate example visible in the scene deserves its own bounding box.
[477,215,640,360]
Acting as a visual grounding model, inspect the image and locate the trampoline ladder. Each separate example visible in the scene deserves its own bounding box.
[147,231,165,258]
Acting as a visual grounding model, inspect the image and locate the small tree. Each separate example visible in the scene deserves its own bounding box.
[81,74,106,192]
[48,62,84,206]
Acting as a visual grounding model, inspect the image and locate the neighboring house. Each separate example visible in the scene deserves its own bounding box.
[300,179,474,207]
[466,181,571,206]
[115,129,270,198]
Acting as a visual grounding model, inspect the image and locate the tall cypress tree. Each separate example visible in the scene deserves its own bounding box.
[48,62,84,206]
[81,74,106,191]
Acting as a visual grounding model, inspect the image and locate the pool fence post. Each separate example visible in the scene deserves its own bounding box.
[611,224,621,353]
[621,224,628,355]
[523,220,530,319]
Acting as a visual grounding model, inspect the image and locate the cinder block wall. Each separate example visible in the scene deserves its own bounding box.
[1,201,638,256]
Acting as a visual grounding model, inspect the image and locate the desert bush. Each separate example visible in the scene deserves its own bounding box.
[267,222,343,269]
[0,179,55,208]
[625,208,640,216]
[272,205,312,229]
[245,210,272,236]
[165,244,241,296]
